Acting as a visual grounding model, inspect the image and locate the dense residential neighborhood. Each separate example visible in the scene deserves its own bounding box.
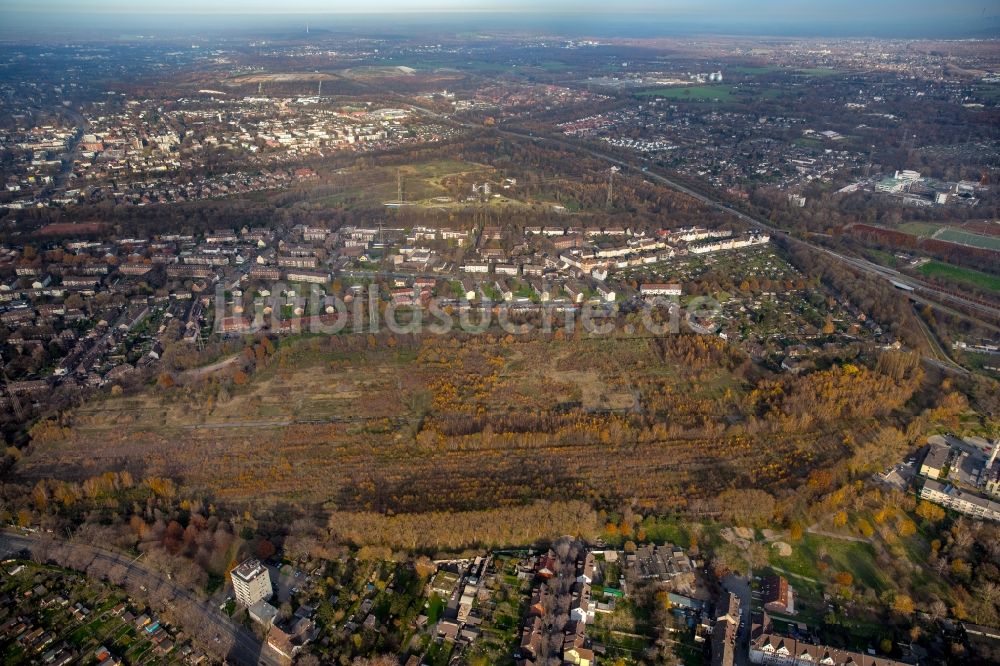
[1,5,1000,666]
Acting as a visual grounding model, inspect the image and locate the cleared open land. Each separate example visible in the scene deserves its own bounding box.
[224,72,338,84]
[17,333,898,515]
[306,159,540,210]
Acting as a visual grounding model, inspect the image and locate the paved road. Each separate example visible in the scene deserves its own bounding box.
[41,105,87,197]
[804,526,873,544]
[818,247,999,328]
[363,78,1000,334]
[503,127,1000,326]
[401,99,999,364]
[182,354,241,379]
[722,573,752,666]
[0,530,285,666]
[768,565,821,585]
[908,303,966,373]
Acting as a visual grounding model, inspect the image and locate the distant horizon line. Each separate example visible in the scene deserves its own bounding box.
[3,9,999,16]
[1,8,998,41]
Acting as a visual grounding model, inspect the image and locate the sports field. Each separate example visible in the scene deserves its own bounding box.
[934,228,1000,251]
[918,261,1000,293]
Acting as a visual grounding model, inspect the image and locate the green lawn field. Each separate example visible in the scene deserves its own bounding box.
[636,85,734,101]
[918,261,1000,293]
[897,222,941,237]
[797,67,840,77]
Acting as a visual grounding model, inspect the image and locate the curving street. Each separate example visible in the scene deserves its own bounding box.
[0,530,285,666]
[404,97,1000,332]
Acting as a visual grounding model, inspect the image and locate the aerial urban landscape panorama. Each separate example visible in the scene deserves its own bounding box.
[1,1,1000,665]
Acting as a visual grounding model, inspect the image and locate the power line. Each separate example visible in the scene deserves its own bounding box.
[606,166,619,209]
[0,354,25,421]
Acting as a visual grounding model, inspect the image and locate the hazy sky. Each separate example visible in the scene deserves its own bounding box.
[2,0,991,14]
[1,1,996,37]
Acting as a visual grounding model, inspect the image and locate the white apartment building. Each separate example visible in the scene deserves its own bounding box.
[640,283,682,297]
[231,559,273,607]
[921,479,1000,522]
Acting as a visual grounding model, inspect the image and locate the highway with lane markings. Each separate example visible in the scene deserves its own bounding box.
[403,99,1000,330]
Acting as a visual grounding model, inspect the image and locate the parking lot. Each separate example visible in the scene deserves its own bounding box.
[266,563,313,604]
